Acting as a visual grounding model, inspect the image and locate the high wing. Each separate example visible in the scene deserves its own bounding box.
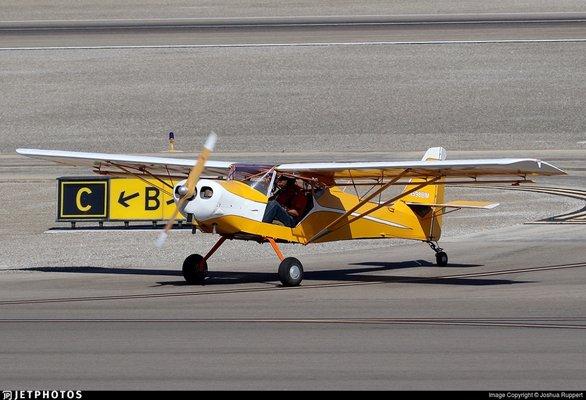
[17,148,566,184]
[276,158,566,185]
[16,148,233,179]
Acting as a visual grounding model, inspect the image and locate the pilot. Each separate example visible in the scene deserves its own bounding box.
[262,175,307,227]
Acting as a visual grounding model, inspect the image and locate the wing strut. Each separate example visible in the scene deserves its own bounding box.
[305,169,410,244]
[105,162,174,197]
[306,175,442,244]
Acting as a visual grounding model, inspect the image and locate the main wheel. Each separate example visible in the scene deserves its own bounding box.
[435,251,448,267]
[183,254,208,284]
[278,257,304,287]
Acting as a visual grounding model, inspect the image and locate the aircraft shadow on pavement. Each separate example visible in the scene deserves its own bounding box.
[158,259,526,287]
[21,266,182,276]
[349,260,480,269]
[21,260,529,287]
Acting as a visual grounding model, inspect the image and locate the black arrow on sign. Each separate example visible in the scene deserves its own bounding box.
[118,191,140,207]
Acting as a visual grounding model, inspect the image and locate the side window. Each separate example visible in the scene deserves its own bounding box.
[250,169,275,197]
[264,171,277,197]
[228,164,275,197]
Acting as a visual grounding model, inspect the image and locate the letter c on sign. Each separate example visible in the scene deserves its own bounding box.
[76,187,92,211]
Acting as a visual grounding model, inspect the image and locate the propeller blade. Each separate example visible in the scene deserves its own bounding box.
[156,197,186,247]
[185,132,217,196]
[155,132,217,247]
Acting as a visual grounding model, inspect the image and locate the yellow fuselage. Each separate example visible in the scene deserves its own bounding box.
[190,180,440,244]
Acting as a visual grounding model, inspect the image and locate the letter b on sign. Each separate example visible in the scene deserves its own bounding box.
[145,187,160,211]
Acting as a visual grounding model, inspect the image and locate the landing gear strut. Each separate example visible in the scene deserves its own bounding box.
[267,237,304,287]
[426,241,448,266]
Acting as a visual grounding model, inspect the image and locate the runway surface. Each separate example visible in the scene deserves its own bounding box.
[2,43,585,154]
[1,6,585,390]
[0,224,585,389]
[1,14,586,49]
[1,0,585,21]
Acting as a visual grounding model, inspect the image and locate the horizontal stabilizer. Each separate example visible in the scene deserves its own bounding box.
[405,200,499,209]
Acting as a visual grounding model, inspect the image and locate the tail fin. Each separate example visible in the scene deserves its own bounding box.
[402,147,446,240]
[420,147,447,162]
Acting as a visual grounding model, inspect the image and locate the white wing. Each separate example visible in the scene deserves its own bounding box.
[276,158,565,183]
[16,148,233,178]
[17,148,566,183]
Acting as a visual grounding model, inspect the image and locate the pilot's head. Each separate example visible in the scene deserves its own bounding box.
[276,175,295,189]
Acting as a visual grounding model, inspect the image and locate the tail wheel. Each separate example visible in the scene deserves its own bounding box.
[278,257,304,287]
[183,254,208,284]
[436,251,448,267]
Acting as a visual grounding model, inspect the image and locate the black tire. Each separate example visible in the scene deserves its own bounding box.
[182,254,208,284]
[436,251,448,267]
[278,257,304,287]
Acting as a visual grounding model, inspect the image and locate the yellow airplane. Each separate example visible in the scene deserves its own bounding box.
[17,133,566,287]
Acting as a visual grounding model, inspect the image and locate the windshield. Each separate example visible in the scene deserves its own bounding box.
[228,164,275,196]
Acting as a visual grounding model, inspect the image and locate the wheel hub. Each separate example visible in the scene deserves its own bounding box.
[289,265,301,280]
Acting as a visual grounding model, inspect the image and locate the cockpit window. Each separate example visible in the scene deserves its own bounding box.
[228,164,275,196]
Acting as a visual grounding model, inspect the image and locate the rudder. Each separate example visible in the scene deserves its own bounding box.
[401,147,446,240]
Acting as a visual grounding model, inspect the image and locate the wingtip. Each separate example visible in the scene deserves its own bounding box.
[539,160,567,176]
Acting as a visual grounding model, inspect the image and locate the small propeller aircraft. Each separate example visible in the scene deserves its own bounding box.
[17,133,565,287]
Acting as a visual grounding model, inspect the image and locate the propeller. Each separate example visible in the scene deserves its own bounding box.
[155,132,217,247]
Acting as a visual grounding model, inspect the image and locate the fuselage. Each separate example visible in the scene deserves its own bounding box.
[174,177,440,244]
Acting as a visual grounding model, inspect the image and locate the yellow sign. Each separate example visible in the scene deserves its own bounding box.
[109,178,184,221]
[58,180,108,219]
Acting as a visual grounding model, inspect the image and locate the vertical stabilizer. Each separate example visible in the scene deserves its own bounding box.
[421,146,447,162]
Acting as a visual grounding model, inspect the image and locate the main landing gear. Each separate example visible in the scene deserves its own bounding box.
[181,236,304,287]
[426,241,448,266]
[267,238,304,287]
